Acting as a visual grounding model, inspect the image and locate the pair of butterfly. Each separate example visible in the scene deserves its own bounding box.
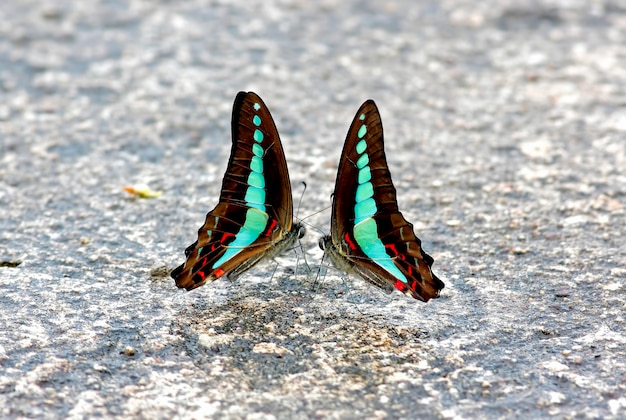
[171,92,444,302]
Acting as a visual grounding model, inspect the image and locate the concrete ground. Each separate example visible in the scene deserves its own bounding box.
[1,0,625,418]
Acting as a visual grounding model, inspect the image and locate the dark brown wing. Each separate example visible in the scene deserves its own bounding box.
[172,92,299,290]
[328,100,444,301]
[222,92,293,231]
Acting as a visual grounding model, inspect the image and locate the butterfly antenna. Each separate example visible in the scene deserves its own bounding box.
[295,206,332,239]
[295,181,306,220]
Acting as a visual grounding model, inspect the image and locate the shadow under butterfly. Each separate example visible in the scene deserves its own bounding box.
[319,100,445,302]
[171,91,305,291]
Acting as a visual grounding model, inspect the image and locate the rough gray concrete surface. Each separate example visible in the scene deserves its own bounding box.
[1,0,625,418]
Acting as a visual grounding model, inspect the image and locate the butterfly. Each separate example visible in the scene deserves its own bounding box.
[172,91,305,291]
[319,100,444,301]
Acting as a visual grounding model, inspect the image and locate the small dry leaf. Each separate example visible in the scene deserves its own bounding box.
[123,184,162,199]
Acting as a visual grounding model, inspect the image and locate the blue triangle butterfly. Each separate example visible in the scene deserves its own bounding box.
[172,92,305,290]
[320,100,444,301]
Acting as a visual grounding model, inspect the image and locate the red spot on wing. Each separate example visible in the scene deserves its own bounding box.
[220,232,234,243]
[407,264,413,276]
[344,233,357,251]
[264,219,278,236]
[197,271,206,281]
[214,268,225,278]
[384,243,398,256]
[394,279,408,293]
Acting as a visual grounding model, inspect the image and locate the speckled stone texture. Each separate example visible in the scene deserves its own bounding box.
[1,0,625,418]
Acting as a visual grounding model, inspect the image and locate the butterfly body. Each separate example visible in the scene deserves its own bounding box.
[320,100,444,302]
[172,92,304,291]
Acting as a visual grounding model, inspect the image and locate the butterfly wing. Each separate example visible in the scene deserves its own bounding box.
[172,92,302,290]
[323,100,444,301]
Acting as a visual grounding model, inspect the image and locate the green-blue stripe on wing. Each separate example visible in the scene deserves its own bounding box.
[212,206,269,267]
[353,218,407,282]
[213,102,270,267]
[351,116,409,284]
